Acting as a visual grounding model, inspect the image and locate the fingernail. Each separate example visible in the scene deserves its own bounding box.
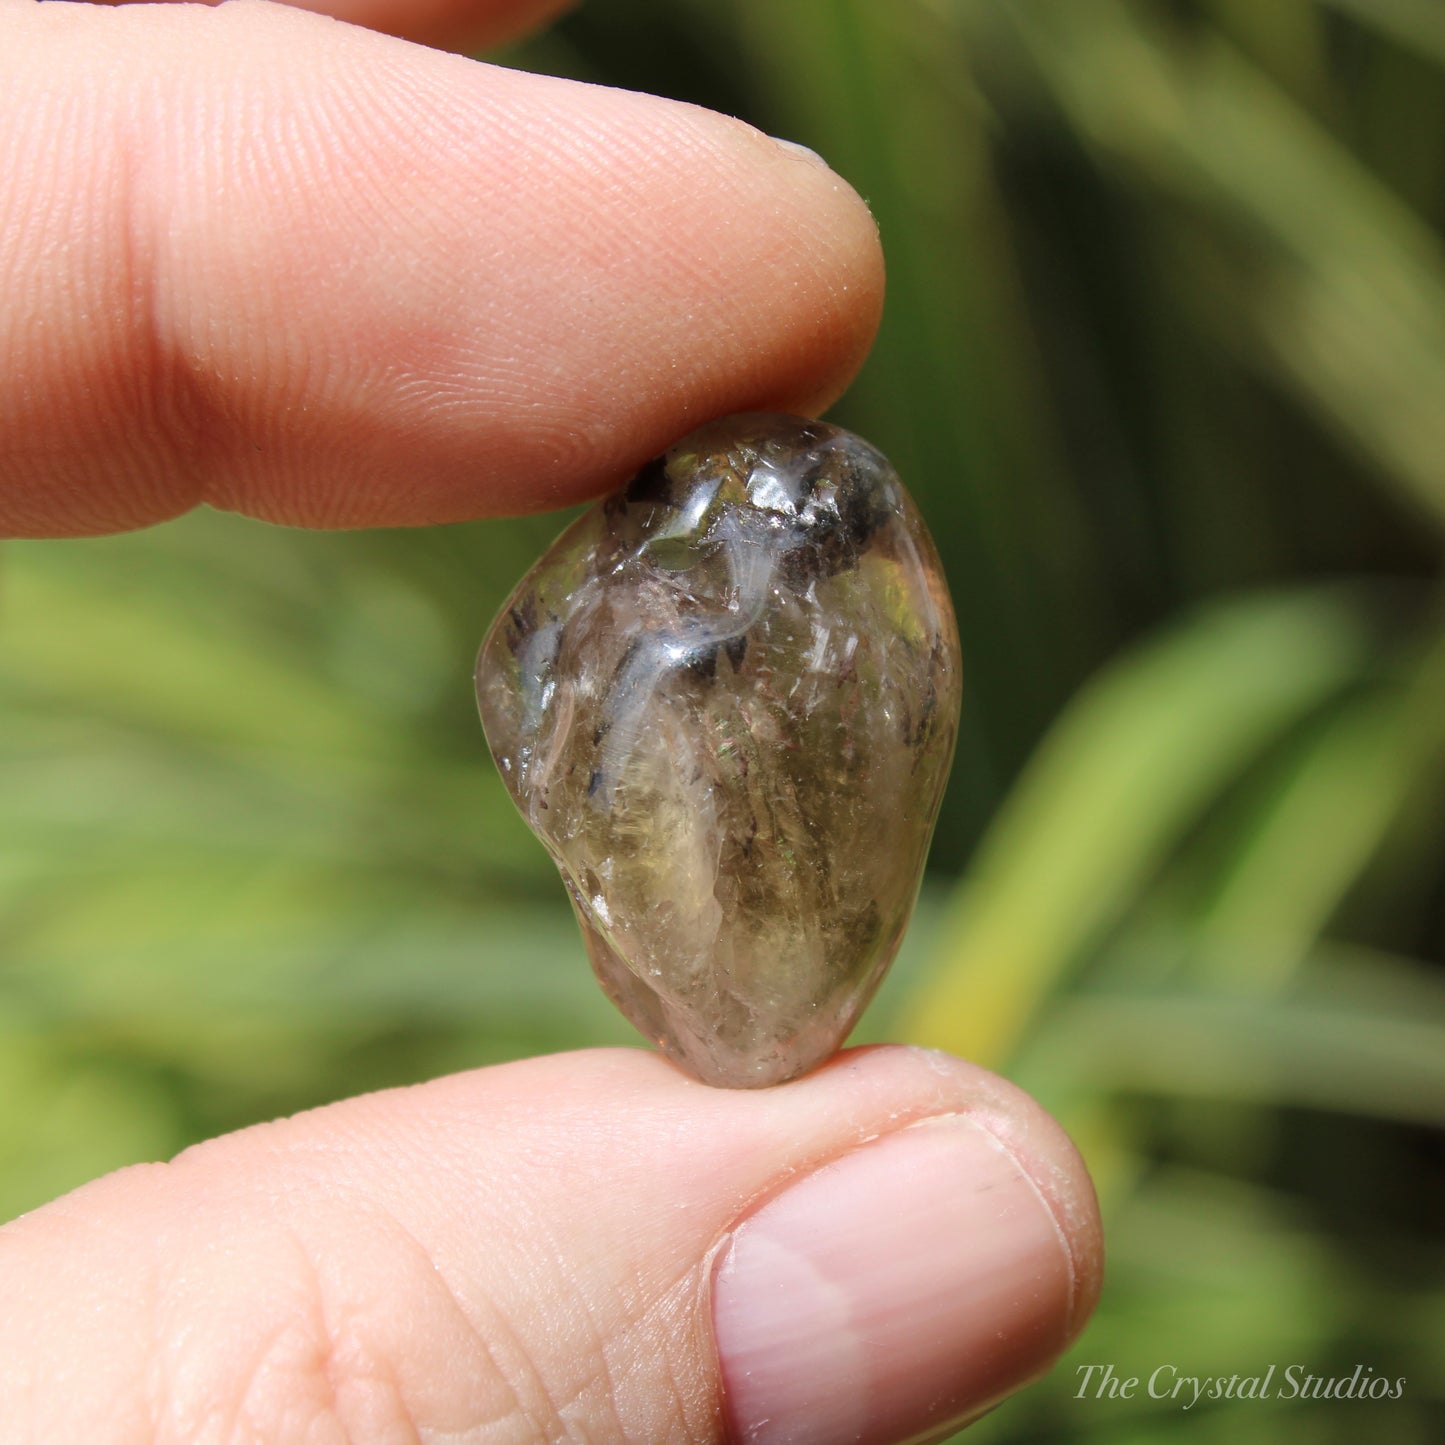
[712,1114,1076,1445]
[771,135,828,168]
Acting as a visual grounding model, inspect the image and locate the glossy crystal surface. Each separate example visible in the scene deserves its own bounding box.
[477,414,961,1086]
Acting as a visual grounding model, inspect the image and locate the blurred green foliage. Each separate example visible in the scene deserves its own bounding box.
[3,0,1445,1439]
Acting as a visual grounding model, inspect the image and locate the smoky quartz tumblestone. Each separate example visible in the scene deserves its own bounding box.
[477,413,961,1087]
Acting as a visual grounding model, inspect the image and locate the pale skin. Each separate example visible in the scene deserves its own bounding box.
[0,2,1105,1441]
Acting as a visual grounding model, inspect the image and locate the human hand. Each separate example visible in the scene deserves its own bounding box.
[0,2,1103,1440]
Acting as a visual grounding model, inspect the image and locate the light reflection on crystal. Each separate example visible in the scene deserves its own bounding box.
[477,413,961,1087]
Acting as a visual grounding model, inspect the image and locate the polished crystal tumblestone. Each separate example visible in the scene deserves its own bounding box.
[477,414,961,1087]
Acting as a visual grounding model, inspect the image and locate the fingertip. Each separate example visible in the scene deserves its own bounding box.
[709,1047,1102,1445]
[963,1097,1107,1341]
[0,2,885,535]
[0,1044,1098,1443]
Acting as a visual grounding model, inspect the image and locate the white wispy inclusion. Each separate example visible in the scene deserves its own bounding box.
[477,414,961,1087]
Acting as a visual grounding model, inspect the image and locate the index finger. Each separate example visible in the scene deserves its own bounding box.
[0,1,883,537]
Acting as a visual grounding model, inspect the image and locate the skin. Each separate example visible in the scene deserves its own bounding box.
[0,2,1105,1441]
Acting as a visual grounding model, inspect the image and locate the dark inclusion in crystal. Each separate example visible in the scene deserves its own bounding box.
[477,413,961,1087]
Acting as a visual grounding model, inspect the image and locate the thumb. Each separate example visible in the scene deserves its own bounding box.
[0,1046,1101,1444]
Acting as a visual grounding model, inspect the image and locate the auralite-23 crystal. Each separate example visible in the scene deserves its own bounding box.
[477,413,961,1087]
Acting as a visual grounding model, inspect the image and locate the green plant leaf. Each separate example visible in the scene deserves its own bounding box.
[902,589,1375,1064]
